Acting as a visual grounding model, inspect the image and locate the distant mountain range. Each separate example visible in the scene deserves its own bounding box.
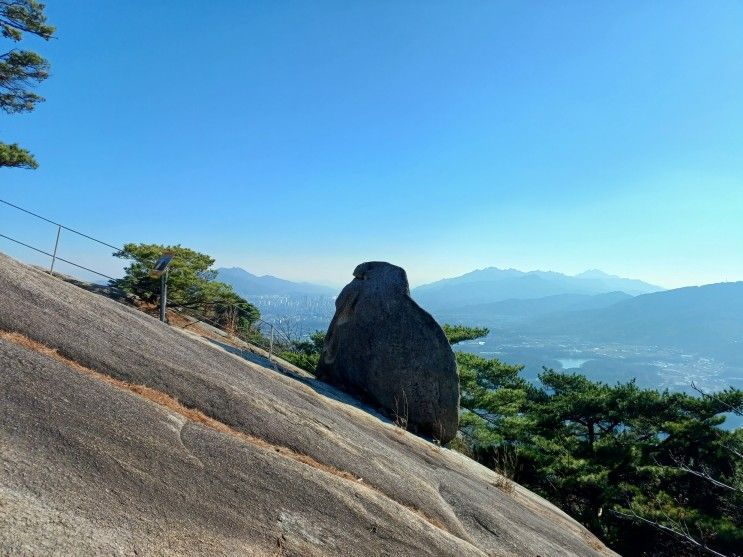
[436,291,633,323]
[412,267,662,310]
[527,282,743,364]
[433,279,743,367]
[216,267,337,297]
[218,264,743,367]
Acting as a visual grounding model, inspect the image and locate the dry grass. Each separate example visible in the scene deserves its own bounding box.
[166,310,243,348]
[392,390,409,431]
[490,475,516,494]
[0,330,357,482]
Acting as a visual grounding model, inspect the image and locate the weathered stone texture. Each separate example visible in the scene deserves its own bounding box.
[316,262,459,442]
[0,252,617,557]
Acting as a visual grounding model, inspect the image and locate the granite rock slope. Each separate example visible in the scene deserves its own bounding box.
[0,252,617,557]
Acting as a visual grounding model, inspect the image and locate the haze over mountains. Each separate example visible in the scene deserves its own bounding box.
[216,267,337,333]
[216,267,336,297]
[410,267,742,362]
[435,292,634,323]
[412,267,663,310]
[528,282,743,366]
[216,265,743,380]
[217,265,664,304]
[410,267,743,405]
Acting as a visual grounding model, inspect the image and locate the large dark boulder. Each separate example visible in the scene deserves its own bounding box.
[316,262,459,442]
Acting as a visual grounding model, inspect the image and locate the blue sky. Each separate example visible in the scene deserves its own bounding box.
[2,1,742,288]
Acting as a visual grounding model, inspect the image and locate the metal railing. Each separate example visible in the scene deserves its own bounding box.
[169,299,297,364]
[0,198,123,280]
[0,197,302,365]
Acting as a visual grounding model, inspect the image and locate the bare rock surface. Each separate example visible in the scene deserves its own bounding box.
[0,251,617,556]
[317,262,459,442]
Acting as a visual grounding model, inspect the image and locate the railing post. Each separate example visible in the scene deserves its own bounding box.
[159,269,168,322]
[269,324,274,362]
[49,225,61,275]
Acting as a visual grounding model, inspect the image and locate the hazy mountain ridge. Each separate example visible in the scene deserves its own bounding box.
[216,267,337,297]
[526,282,743,364]
[217,264,742,370]
[412,267,662,310]
[436,291,633,323]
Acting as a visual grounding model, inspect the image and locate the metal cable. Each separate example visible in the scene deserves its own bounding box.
[0,198,123,251]
[0,233,118,280]
[1,198,296,352]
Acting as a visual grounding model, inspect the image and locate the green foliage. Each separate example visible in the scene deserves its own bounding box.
[279,330,325,373]
[1,0,55,169]
[441,324,489,345]
[279,351,320,373]
[295,330,326,355]
[0,0,54,41]
[111,243,260,329]
[0,141,36,168]
[452,348,743,557]
[456,352,533,476]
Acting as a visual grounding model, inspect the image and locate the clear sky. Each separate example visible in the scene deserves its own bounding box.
[2,1,742,288]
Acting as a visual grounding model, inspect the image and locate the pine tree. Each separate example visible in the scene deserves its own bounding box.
[1,0,55,169]
[451,349,743,556]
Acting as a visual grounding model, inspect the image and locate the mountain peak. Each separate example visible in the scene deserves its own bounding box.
[216,267,337,297]
[575,269,613,279]
[413,266,663,310]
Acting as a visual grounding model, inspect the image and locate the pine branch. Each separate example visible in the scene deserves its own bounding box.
[611,507,731,557]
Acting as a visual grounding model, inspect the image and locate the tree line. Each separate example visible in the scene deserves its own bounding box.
[455,326,742,557]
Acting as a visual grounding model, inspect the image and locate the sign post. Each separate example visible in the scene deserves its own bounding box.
[150,253,174,323]
[159,269,168,322]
